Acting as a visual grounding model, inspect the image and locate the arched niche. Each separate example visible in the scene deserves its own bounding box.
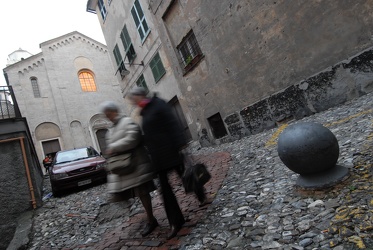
[70,120,87,148]
[35,122,61,140]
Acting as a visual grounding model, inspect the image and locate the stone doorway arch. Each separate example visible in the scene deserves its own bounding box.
[89,114,111,153]
[35,122,62,166]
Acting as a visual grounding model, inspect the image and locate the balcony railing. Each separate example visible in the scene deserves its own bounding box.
[0,86,22,119]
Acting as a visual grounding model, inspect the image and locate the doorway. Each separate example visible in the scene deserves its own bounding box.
[207,112,228,139]
[42,139,61,159]
[169,96,192,142]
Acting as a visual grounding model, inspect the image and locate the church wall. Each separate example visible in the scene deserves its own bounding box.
[4,32,126,165]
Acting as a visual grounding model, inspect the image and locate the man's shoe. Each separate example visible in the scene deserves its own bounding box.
[199,197,213,207]
[167,224,183,240]
[141,219,158,237]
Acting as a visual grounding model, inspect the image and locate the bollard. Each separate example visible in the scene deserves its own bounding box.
[277,122,349,188]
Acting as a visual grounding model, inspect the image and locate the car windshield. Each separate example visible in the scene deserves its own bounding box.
[55,148,99,164]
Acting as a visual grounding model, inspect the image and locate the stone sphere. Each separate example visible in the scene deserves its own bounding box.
[277,122,339,175]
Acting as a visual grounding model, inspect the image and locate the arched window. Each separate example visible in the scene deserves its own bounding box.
[30,77,41,97]
[78,70,97,92]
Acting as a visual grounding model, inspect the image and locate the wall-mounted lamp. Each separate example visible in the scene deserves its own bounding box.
[125,61,144,67]
[120,68,130,77]
[115,61,144,78]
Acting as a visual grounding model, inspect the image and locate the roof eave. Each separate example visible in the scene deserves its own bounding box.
[86,0,98,13]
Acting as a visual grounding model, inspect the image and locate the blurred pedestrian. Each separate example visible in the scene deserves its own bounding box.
[128,87,193,239]
[100,101,158,237]
[43,154,52,174]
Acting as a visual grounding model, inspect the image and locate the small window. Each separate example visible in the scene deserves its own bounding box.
[136,74,149,94]
[120,25,137,63]
[131,0,150,42]
[78,71,97,92]
[177,30,203,72]
[98,0,107,21]
[150,52,166,83]
[30,77,41,98]
[207,113,228,139]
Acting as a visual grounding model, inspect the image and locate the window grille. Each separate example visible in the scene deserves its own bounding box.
[177,30,203,70]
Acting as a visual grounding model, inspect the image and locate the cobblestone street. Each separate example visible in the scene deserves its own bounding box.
[26,92,372,250]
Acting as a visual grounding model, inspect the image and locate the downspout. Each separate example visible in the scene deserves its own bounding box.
[0,137,37,209]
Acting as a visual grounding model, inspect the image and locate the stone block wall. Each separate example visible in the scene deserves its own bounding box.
[0,127,43,249]
[225,48,373,138]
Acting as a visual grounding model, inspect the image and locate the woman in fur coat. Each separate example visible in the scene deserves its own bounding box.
[101,101,158,237]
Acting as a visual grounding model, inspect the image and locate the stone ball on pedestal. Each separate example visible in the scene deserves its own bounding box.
[277,122,339,175]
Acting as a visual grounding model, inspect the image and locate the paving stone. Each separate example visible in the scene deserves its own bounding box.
[23,92,373,249]
[141,240,162,247]
[299,238,313,247]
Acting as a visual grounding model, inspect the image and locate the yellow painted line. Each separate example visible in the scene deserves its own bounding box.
[265,124,288,148]
[324,109,372,127]
[264,109,373,148]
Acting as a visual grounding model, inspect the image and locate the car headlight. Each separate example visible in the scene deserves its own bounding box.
[51,172,69,179]
[96,162,107,169]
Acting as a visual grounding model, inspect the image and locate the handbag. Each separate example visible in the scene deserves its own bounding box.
[181,152,211,193]
[107,151,135,174]
[182,163,211,193]
[194,163,211,185]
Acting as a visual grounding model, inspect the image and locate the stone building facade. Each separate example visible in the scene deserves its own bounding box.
[3,31,126,168]
[89,0,373,146]
[150,0,373,145]
[87,0,193,142]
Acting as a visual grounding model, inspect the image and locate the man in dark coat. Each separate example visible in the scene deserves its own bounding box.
[129,87,186,239]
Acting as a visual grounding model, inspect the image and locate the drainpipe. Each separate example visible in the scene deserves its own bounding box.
[0,137,37,209]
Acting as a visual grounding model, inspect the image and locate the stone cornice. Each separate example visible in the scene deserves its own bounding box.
[41,31,107,53]
[3,53,45,74]
[18,57,45,74]
[6,31,108,74]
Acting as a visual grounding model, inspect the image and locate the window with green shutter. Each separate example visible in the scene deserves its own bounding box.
[113,44,123,66]
[120,25,137,63]
[131,0,150,42]
[113,44,128,79]
[150,52,166,83]
[136,74,149,93]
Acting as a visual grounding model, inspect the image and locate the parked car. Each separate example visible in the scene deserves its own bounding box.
[49,147,107,196]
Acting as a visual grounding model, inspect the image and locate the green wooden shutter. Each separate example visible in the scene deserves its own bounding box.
[150,53,166,83]
[113,45,122,66]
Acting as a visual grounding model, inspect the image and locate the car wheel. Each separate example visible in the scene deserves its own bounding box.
[50,182,61,197]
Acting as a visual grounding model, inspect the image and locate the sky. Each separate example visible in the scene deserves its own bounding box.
[0,0,106,86]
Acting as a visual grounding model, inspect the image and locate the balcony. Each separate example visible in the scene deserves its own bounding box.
[0,86,22,119]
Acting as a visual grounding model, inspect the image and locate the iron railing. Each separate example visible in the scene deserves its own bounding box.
[0,86,22,119]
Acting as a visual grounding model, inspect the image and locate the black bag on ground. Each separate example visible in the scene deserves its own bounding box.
[182,163,211,193]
